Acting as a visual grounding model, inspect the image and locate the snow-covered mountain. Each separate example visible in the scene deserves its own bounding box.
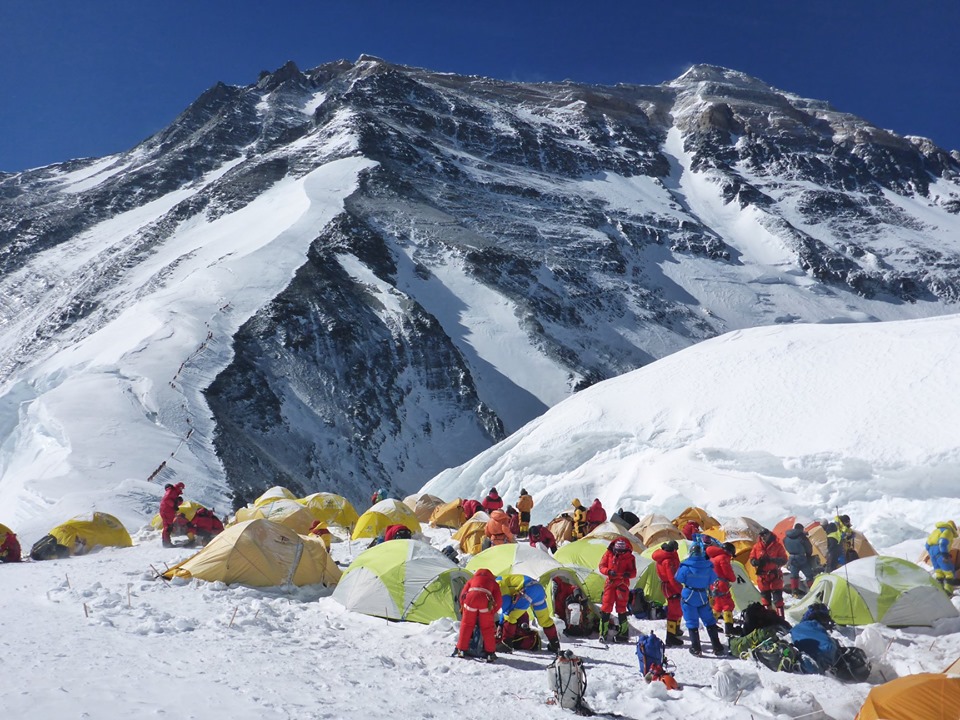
[423,313,960,550]
[1,56,959,527]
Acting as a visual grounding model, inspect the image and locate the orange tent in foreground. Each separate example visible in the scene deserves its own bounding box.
[856,672,960,720]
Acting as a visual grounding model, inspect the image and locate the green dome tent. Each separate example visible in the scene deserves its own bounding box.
[333,539,469,624]
[787,555,959,627]
[466,542,583,590]
[554,537,651,603]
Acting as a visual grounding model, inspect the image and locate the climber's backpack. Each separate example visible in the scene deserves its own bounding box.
[751,638,802,673]
[730,626,780,659]
[830,646,871,682]
[547,651,592,715]
[629,588,651,619]
[635,632,666,675]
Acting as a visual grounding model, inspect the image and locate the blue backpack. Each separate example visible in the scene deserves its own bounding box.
[636,632,666,674]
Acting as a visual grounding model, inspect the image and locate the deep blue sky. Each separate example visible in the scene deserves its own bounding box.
[2,2,958,173]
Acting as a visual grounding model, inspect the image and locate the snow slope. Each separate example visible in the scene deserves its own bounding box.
[424,314,960,551]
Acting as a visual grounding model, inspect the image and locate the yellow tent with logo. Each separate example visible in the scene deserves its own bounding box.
[856,672,960,720]
[298,493,359,530]
[352,499,421,540]
[403,493,446,523]
[162,519,340,588]
[452,511,489,554]
[234,499,316,534]
[31,512,132,560]
[429,498,467,529]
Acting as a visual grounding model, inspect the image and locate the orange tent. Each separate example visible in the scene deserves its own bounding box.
[856,673,960,720]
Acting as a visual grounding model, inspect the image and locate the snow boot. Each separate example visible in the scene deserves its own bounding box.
[483,651,497,663]
[544,624,561,653]
[724,621,737,637]
[707,624,726,656]
[598,612,611,641]
[688,629,703,657]
[615,613,630,643]
[665,619,683,646]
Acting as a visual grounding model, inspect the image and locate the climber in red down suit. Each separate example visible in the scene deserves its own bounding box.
[159,482,185,548]
[652,540,684,647]
[455,568,503,662]
[598,538,637,642]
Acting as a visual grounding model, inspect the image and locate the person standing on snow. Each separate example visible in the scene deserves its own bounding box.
[481,487,504,514]
[681,519,702,541]
[455,568,502,662]
[652,540,684,647]
[749,529,788,617]
[674,542,726,657]
[159,482,185,548]
[926,520,958,593]
[516,489,534,537]
[706,542,738,636]
[585,499,607,533]
[571,499,588,539]
[783,523,818,598]
[598,538,637,642]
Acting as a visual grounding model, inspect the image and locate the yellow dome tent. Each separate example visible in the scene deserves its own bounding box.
[298,493,359,530]
[31,512,132,560]
[429,498,467,529]
[352,499,421,540]
[253,486,298,508]
[630,513,683,548]
[234,499,316,535]
[403,493,446,523]
[856,672,960,720]
[163,519,340,588]
[452,511,490,554]
[672,507,720,531]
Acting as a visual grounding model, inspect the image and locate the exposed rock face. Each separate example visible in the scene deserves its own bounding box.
[1,59,958,507]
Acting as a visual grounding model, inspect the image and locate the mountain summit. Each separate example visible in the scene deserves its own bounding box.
[0,58,958,528]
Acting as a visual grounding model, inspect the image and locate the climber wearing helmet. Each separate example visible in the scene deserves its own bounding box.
[598,537,637,642]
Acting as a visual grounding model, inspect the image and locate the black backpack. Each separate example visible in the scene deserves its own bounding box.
[629,588,651,619]
[29,534,70,561]
[830,647,871,682]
